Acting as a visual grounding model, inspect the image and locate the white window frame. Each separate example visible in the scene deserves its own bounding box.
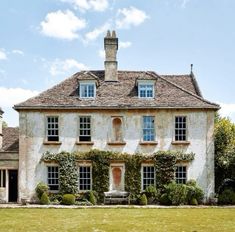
[47,165,59,192]
[174,115,187,141]
[142,116,155,141]
[78,115,92,142]
[79,81,96,98]
[141,164,155,191]
[175,164,188,184]
[0,169,6,188]
[138,80,155,98]
[46,115,59,142]
[78,164,92,192]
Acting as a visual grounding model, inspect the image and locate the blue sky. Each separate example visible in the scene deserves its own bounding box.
[0,0,235,126]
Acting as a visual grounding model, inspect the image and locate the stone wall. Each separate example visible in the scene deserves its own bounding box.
[18,109,215,201]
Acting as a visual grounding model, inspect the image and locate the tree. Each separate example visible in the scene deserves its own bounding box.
[214,114,235,191]
[2,121,8,128]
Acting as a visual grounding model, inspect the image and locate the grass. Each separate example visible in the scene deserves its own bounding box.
[0,208,235,232]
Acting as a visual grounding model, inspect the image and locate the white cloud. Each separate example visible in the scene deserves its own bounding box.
[0,87,39,108]
[50,58,89,76]
[0,50,7,60]
[98,49,105,59]
[12,49,24,56]
[61,0,109,12]
[85,22,110,41]
[40,10,86,40]
[119,41,132,49]
[219,103,235,122]
[116,7,149,29]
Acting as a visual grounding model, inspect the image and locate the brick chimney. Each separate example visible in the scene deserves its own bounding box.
[104,30,118,81]
[0,108,3,150]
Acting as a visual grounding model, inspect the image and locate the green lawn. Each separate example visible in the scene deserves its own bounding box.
[1,208,235,232]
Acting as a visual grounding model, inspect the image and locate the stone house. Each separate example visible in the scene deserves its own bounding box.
[1,31,220,203]
[0,108,19,202]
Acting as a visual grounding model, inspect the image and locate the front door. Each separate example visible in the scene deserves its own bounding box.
[110,164,125,191]
[8,170,18,202]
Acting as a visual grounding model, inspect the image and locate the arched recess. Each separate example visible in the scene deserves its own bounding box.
[112,117,123,142]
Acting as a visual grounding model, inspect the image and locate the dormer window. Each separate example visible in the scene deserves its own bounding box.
[79,82,96,98]
[138,81,154,98]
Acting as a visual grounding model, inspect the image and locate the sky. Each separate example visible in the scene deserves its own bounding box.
[0,0,235,127]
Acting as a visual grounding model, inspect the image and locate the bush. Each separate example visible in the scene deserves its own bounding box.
[139,194,147,205]
[186,179,197,187]
[62,194,75,205]
[218,189,235,205]
[143,185,158,204]
[186,184,204,204]
[35,182,49,200]
[40,192,50,205]
[190,198,198,205]
[89,191,97,205]
[49,193,63,203]
[159,193,171,205]
[165,182,187,205]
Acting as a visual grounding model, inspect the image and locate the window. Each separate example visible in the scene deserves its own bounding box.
[175,116,187,141]
[79,166,91,191]
[47,166,59,191]
[46,116,59,142]
[80,83,95,98]
[139,84,154,98]
[175,166,187,184]
[143,116,155,141]
[79,116,91,142]
[0,170,6,188]
[142,165,155,190]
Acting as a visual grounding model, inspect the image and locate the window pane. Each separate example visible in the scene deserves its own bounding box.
[80,84,95,98]
[79,116,91,141]
[143,116,155,141]
[175,166,187,184]
[142,166,155,190]
[47,166,59,190]
[139,84,154,98]
[47,116,59,142]
[175,116,187,141]
[79,166,91,191]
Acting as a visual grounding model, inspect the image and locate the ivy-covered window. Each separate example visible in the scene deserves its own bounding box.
[79,116,91,142]
[80,83,95,98]
[0,170,6,188]
[175,165,187,184]
[142,165,155,190]
[143,116,155,141]
[47,166,59,191]
[175,116,187,141]
[46,116,59,142]
[79,165,91,191]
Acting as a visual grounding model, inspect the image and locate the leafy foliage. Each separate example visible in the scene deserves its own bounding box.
[139,194,147,205]
[214,115,235,191]
[42,149,194,202]
[218,189,235,205]
[62,194,75,205]
[35,182,49,200]
[40,192,50,205]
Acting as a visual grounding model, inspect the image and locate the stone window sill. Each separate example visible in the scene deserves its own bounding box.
[171,141,190,145]
[107,142,126,146]
[139,141,158,145]
[43,141,62,145]
[76,141,94,145]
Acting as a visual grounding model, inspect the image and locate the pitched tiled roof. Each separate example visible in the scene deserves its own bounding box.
[14,71,219,110]
[0,127,19,152]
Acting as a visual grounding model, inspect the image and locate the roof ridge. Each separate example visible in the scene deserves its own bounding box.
[147,71,220,108]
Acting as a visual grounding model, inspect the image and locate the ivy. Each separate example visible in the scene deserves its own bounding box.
[42,149,194,202]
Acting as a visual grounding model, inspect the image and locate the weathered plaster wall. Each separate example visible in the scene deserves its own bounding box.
[18,109,215,201]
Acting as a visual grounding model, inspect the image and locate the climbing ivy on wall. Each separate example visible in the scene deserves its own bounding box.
[42,149,195,201]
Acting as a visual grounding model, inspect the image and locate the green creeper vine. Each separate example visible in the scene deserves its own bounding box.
[42,149,194,202]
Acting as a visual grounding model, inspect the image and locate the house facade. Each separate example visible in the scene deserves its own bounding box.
[7,31,219,203]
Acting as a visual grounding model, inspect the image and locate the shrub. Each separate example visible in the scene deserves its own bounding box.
[186,179,197,187]
[190,198,198,205]
[62,194,75,205]
[49,193,63,203]
[159,193,171,205]
[89,191,97,205]
[35,182,49,200]
[144,185,158,204]
[165,182,187,205]
[186,184,204,204]
[40,192,50,205]
[139,194,147,205]
[218,189,235,205]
